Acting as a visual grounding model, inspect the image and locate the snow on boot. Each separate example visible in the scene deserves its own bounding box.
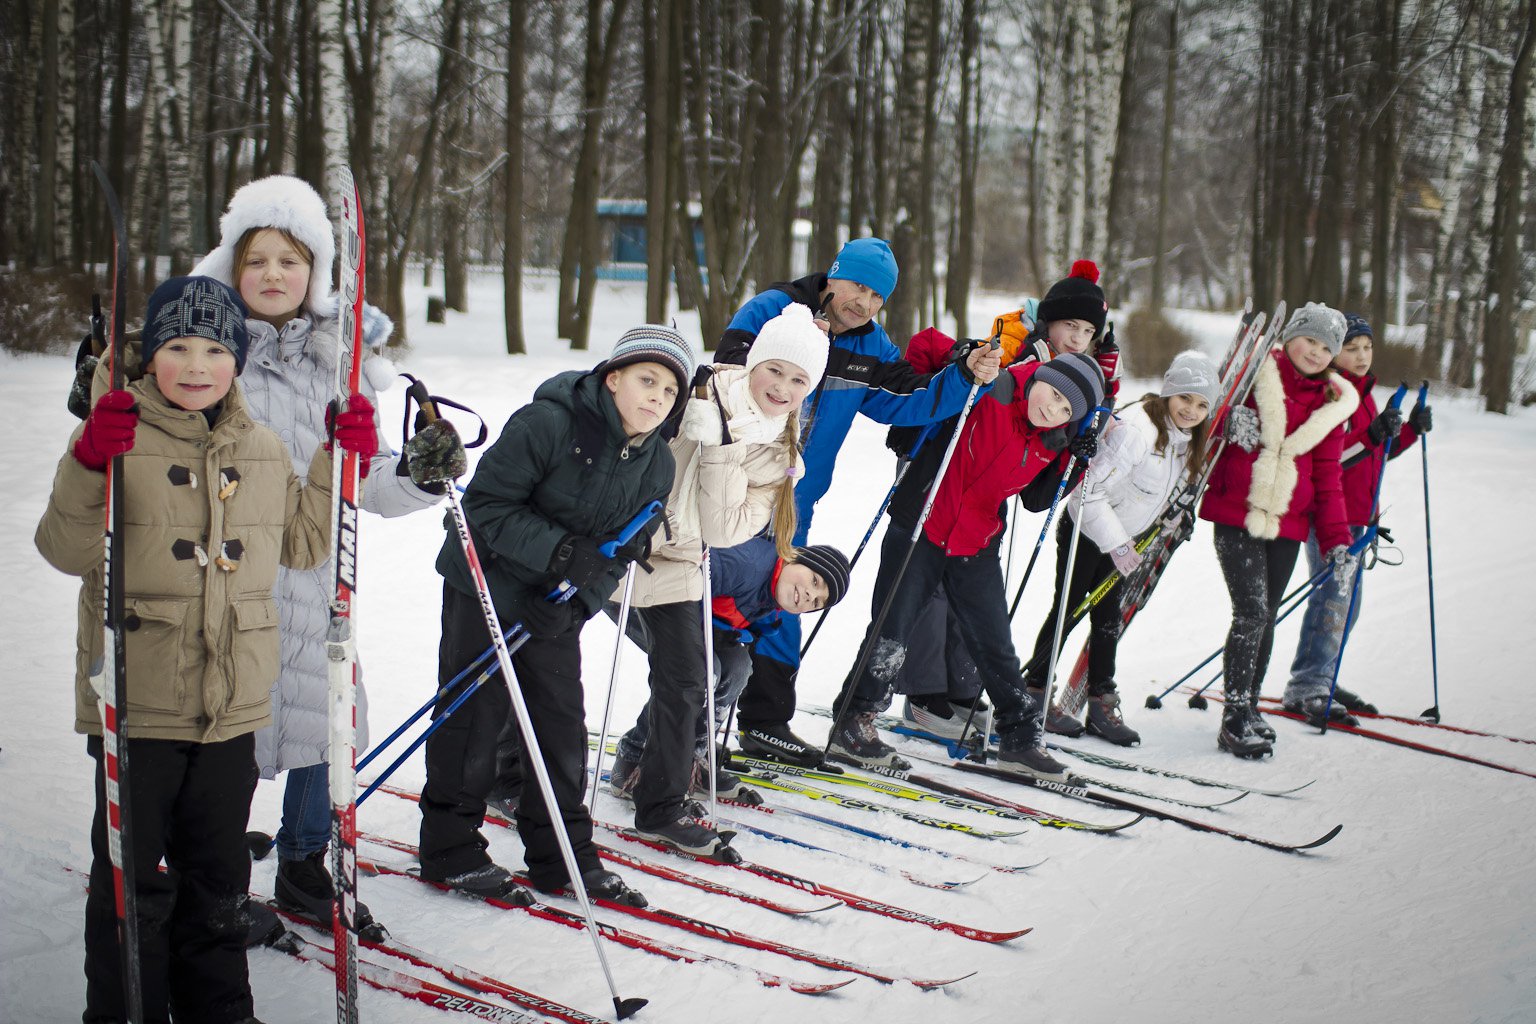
[1247,698,1276,741]
[433,862,534,904]
[1289,694,1359,728]
[1085,692,1140,747]
[275,850,388,941]
[828,710,912,771]
[738,723,822,767]
[1218,706,1273,758]
[996,716,1073,782]
[1331,686,1378,714]
[580,867,650,907]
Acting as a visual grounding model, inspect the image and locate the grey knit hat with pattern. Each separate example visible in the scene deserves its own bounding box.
[1281,302,1348,355]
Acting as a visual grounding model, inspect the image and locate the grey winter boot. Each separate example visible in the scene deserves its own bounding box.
[1029,685,1086,738]
[996,715,1073,782]
[1085,692,1140,746]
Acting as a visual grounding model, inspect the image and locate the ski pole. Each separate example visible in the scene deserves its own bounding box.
[88,159,143,1024]
[823,343,997,761]
[1033,410,1110,728]
[798,431,926,661]
[1319,384,1407,733]
[1416,381,1442,723]
[701,548,720,824]
[1147,528,1377,710]
[357,499,661,806]
[587,562,639,812]
[422,395,648,1019]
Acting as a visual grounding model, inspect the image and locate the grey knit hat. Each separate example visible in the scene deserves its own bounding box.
[1032,352,1107,423]
[599,324,699,422]
[1160,350,1222,407]
[1281,302,1348,355]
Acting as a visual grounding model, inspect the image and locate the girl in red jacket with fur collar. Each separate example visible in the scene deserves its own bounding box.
[1198,303,1359,758]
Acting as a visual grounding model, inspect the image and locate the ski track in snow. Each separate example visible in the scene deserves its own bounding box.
[2,275,1534,1024]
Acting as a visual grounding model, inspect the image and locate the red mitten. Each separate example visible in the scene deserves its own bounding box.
[330,393,379,476]
[73,390,139,471]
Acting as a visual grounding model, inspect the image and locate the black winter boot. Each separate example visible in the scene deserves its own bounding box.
[275,850,387,941]
[1218,705,1273,758]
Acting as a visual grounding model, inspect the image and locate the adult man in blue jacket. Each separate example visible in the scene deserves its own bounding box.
[716,237,1001,765]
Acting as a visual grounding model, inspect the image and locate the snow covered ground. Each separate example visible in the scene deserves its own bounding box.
[3,272,1533,1024]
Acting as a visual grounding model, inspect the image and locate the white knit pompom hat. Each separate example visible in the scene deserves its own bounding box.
[190,174,338,319]
[745,303,830,387]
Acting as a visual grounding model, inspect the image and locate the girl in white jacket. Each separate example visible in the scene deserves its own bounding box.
[189,175,463,933]
[1024,350,1221,745]
[607,304,828,859]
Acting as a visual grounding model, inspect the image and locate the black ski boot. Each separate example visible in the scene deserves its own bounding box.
[579,868,649,907]
[636,815,743,864]
[1218,706,1273,758]
[690,755,763,807]
[275,850,388,941]
[1085,692,1141,747]
[428,862,534,905]
[828,710,912,771]
[1331,686,1378,714]
[1245,694,1276,741]
[608,753,641,797]
[738,723,822,767]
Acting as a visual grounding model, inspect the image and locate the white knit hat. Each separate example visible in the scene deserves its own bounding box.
[1160,350,1222,406]
[190,175,338,319]
[745,303,830,386]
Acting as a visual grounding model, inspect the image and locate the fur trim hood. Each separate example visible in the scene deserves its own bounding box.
[191,175,339,320]
[1243,350,1359,539]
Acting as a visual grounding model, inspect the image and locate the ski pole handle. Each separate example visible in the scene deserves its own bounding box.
[547,499,664,604]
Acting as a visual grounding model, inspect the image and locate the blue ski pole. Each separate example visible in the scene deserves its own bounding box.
[357,498,663,805]
[1318,384,1407,733]
[1415,381,1442,723]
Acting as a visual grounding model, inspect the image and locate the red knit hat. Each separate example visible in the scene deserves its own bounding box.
[1037,260,1108,337]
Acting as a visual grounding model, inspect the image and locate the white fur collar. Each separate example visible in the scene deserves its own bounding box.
[1242,352,1359,538]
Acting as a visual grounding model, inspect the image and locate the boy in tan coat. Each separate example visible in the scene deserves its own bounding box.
[36,276,376,1024]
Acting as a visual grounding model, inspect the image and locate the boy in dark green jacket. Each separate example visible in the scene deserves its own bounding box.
[420,326,696,903]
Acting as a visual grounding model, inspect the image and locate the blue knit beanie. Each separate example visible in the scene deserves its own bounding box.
[144,276,251,373]
[827,238,899,301]
[1343,313,1373,341]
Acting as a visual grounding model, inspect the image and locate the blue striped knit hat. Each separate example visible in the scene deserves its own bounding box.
[600,324,699,422]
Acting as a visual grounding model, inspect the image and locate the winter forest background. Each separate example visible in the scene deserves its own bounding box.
[2,0,1534,413]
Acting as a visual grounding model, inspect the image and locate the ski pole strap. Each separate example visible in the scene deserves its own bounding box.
[400,373,489,448]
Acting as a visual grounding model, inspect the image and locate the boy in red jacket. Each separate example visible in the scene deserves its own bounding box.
[1199,303,1360,757]
[1281,313,1432,720]
[831,352,1107,779]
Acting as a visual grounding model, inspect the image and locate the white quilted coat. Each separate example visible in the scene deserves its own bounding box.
[1071,402,1194,553]
[238,311,442,777]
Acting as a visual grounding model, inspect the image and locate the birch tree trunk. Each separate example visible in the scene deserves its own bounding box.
[53,0,77,269]
[504,0,528,354]
[317,0,348,218]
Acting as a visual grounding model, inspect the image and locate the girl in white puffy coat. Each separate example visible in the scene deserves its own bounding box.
[189,175,458,929]
[1023,351,1221,746]
[606,304,828,859]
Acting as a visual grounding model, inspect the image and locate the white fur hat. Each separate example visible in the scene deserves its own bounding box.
[745,303,830,387]
[190,175,338,319]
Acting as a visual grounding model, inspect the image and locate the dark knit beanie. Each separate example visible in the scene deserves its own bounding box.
[143,276,251,373]
[1032,351,1107,423]
[598,324,699,422]
[1036,259,1108,337]
[792,544,851,607]
[1344,313,1373,341]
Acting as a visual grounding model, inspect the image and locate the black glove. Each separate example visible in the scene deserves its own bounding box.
[1039,426,1070,452]
[1409,400,1432,433]
[398,419,467,494]
[68,352,99,421]
[549,535,610,592]
[519,597,578,639]
[1367,406,1403,446]
[1067,431,1099,461]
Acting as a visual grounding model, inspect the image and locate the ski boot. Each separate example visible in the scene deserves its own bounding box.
[996,716,1074,782]
[1288,694,1359,728]
[1029,685,1086,738]
[635,815,743,864]
[1218,706,1273,758]
[1085,692,1140,747]
[738,723,822,767]
[1331,686,1378,714]
[579,868,650,907]
[690,755,763,807]
[275,850,389,941]
[828,710,912,771]
[429,861,535,905]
